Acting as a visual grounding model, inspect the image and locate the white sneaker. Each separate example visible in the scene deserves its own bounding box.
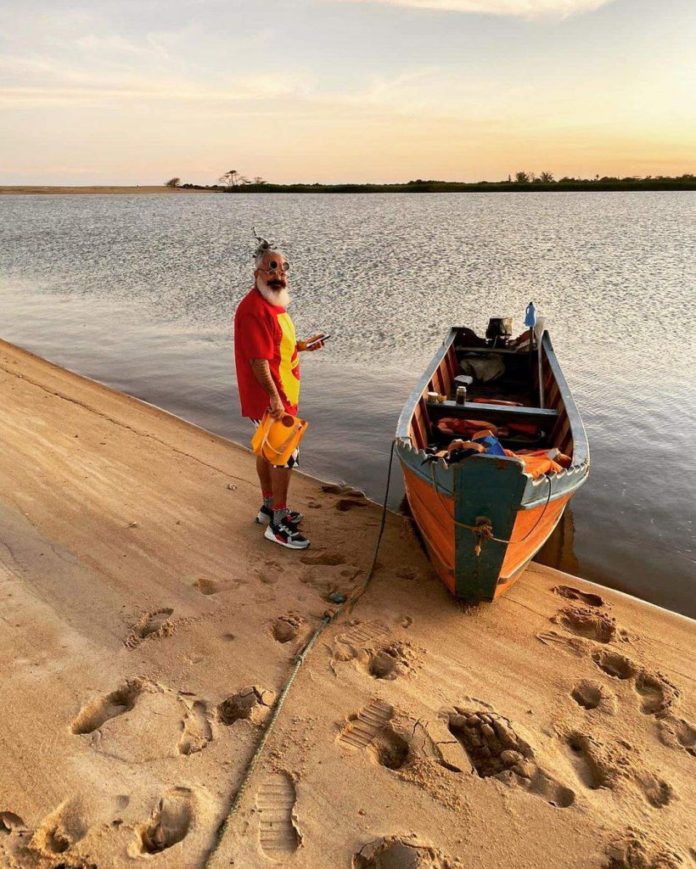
[264,521,310,550]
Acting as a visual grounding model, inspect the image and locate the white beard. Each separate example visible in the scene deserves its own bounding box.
[256,277,291,309]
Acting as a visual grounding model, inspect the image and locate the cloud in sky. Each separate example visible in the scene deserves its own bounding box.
[331,0,615,17]
[0,0,693,183]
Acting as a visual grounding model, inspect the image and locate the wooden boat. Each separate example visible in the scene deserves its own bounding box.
[395,322,589,601]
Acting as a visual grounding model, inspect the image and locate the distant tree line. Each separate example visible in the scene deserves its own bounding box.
[164,171,696,193]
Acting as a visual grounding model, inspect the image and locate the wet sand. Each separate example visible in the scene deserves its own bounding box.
[0,338,694,868]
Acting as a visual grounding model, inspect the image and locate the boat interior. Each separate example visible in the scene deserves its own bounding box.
[409,322,574,461]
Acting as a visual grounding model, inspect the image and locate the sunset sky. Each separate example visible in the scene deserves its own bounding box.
[1,0,694,184]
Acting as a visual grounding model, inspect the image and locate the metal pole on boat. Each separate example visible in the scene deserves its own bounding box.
[535,318,545,408]
[525,302,543,407]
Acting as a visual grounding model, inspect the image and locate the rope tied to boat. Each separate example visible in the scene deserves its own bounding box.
[204,441,397,866]
[427,459,554,554]
[472,517,494,557]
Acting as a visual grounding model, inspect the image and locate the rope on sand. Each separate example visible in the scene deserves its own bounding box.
[204,440,397,866]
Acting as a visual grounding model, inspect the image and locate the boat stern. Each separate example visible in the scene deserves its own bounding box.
[452,454,528,601]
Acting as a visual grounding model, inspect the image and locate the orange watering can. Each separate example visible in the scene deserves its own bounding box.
[251,412,308,466]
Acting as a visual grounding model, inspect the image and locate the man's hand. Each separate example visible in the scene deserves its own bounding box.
[269,394,285,420]
[297,334,325,352]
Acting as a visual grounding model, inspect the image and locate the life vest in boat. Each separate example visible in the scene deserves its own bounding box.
[437,417,499,437]
[506,421,541,437]
[472,397,523,407]
[504,448,567,478]
[443,431,507,463]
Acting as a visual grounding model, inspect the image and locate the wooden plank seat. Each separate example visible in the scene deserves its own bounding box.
[429,400,559,423]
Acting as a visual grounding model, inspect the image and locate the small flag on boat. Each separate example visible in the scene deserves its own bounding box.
[525,301,537,328]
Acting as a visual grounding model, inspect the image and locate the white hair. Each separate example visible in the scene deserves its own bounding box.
[253,231,282,269]
[254,248,282,269]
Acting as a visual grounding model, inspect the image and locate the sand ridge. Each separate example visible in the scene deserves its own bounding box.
[0,338,694,868]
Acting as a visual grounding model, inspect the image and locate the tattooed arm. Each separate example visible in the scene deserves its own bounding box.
[250,359,284,419]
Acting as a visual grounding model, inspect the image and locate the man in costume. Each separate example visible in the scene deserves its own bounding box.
[234,236,324,550]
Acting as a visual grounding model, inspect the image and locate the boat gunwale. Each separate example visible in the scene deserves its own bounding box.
[396,327,458,442]
[395,326,590,497]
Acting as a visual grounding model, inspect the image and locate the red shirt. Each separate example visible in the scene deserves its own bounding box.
[234,287,301,418]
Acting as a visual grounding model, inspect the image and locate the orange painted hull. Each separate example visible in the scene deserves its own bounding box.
[495,493,571,597]
[402,462,572,600]
[402,465,456,594]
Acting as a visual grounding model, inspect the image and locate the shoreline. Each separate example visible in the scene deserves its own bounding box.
[2,181,695,195]
[0,186,212,195]
[0,337,693,867]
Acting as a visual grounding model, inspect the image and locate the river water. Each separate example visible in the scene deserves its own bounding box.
[1,192,694,616]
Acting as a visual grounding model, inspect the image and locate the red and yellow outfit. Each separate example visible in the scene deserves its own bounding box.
[234,287,301,418]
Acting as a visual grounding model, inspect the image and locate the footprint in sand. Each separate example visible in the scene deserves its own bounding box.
[74,679,210,762]
[591,651,678,716]
[256,773,300,860]
[542,625,684,741]
[0,812,26,833]
[337,621,390,648]
[565,731,674,808]
[658,715,696,757]
[270,614,305,644]
[364,643,412,680]
[125,608,174,648]
[447,708,575,808]
[300,551,346,566]
[71,679,143,734]
[605,828,688,869]
[634,770,674,808]
[570,680,617,714]
[553,585,605,608]
[337,701,394,750]
[193,578,219,596]
[217,686,275,726]
[633,670,677,716]
[553,606,617,643]
[565,732,614,789]
[367,726,411,770]
[332,626,416,679]
[300,563,360,602]
[354,836,458,869]
[177,700,213,756]
[30,798,87,857]
[536,630,590,657]
[339,705,460,780]
[591,649,637,680]
[134,787,193,855]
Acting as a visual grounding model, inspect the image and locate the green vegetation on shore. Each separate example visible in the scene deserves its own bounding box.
[174,171,696,194]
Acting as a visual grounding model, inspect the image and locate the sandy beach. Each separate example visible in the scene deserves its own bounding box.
[0,337,694,868]
[0,187,210,195]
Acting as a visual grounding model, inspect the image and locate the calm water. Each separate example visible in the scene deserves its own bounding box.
[1,192,694,617]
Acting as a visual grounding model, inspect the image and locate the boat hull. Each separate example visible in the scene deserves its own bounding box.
[396,327,589,602]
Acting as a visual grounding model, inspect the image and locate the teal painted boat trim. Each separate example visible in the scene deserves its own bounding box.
[453,455,528,600]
